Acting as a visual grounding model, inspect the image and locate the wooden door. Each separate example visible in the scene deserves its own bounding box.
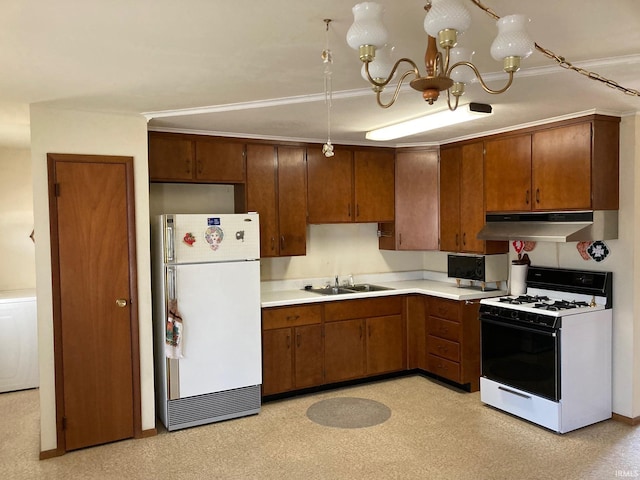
[366,314,404,375]
[261,328,293,395]
[484,135,532,212]
[277,147,307,256]
[354,149,395,222]
[532,122,591,210]
[293,324,323,389]
[439,147,461,252]
[324,319,364,383]
[307,149,353,223]
[48,154,140,452]
[246,145,279,257]
[460,142,485,253]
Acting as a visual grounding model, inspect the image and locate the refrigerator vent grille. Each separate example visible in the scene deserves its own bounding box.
[167,384,261,431]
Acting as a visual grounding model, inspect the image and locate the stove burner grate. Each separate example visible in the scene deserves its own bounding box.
[498,295,550,305]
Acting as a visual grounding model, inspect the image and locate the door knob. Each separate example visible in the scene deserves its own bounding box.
[116,298,128,308]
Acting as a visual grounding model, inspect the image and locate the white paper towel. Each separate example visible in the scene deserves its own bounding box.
[510,264,528,295]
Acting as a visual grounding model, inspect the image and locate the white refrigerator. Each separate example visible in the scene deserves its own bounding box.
[152,213,261,431]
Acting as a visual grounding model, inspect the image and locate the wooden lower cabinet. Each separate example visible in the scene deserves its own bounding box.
[426,297,481,392]
[261,305,323,396]
[324,319,365,383]
[366,314,404,375]
[261,294,479,396]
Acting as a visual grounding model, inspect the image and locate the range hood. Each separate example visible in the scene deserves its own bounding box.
[477,210,618,243]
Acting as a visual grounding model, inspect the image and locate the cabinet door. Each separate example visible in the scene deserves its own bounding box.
[195,140,245,183]
[294,324,323,389]
[148,134,194,182]
[262,328,293,396]
[324,319,365,383]
[366,314,404,375]
[246,144,279,257]
[460,142,485,253]
[484,135,532,212]
[277,147,307,256]
[532,122,591,210]
[394,150,439,250]
[439,147,461,252]
[354,150,395,222]
[307,149,353,223]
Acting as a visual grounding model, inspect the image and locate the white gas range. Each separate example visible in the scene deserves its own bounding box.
[479,266,613,433]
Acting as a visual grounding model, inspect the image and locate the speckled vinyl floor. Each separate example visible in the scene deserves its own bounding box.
[2,375,639,480]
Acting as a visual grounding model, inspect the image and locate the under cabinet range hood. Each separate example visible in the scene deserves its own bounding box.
[477,210,618,242]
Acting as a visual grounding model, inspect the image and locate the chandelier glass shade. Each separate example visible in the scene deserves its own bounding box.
[346,0,534,111]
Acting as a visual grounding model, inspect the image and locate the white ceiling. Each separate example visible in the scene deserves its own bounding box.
[3,0,640,148]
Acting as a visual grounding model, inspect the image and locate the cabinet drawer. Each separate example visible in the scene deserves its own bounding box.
[427,354,461,383]
[427,335,460,362]
[324,296,402,322]
[262,305,322,330]
[428,297,460,322]
[427,316,461,342]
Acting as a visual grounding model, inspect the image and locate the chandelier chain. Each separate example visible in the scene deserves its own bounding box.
[469,0,640,97]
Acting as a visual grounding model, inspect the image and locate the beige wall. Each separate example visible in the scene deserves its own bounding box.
[262,223,429,282]
[0,146,36,290]
[30,106,154,453]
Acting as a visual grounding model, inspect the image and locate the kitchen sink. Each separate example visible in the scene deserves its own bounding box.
[346,284,393,292]
[305,284,394,295]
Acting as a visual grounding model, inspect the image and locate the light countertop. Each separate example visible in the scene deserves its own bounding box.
[261,278,506,308]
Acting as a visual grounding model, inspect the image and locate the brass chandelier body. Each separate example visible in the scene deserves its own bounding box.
[348,1,533,111]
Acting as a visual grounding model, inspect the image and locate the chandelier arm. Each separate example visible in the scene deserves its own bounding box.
[448,61,515,94]
[446,89,460,111]
[376,69,422,108]
[364,57,420,89]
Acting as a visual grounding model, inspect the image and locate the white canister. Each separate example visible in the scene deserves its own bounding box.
[510,263,528,295]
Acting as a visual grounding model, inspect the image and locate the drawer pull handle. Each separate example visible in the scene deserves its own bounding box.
[286,315,300,321]
[498,385,531,399]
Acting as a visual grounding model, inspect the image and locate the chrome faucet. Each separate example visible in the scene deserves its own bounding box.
[335,275,339,288]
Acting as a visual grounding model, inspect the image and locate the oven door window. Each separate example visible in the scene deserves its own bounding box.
[481,318,560,401]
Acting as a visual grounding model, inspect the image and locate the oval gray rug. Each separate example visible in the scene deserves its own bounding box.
[306,397,391,429]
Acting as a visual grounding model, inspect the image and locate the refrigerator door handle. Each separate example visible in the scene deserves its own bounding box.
[166,224,175,262]
[167,266,176,301]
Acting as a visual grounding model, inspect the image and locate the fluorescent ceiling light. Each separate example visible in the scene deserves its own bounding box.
[366,102,493,141]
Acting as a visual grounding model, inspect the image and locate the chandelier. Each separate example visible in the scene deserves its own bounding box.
[346,0,535,111]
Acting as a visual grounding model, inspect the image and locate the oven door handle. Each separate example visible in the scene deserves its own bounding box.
[480,317,557,337]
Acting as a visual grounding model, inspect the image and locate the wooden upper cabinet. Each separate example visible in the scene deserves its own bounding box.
[485,115,620,213]
[245,144,279,257]
[532,122,592,210]
[195,140,245,183]
[484,134,532,212]
[439,147,461,252]
[354,149,394,223]
[148,133,194,182]
[459,142,486,253]
[276,146,307,257]
[307,149,353,223]
[440,143,506,254]
[148,132,246,183]
[307,148,394,224]
[380,149,438,251]
[245,144,306,257]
